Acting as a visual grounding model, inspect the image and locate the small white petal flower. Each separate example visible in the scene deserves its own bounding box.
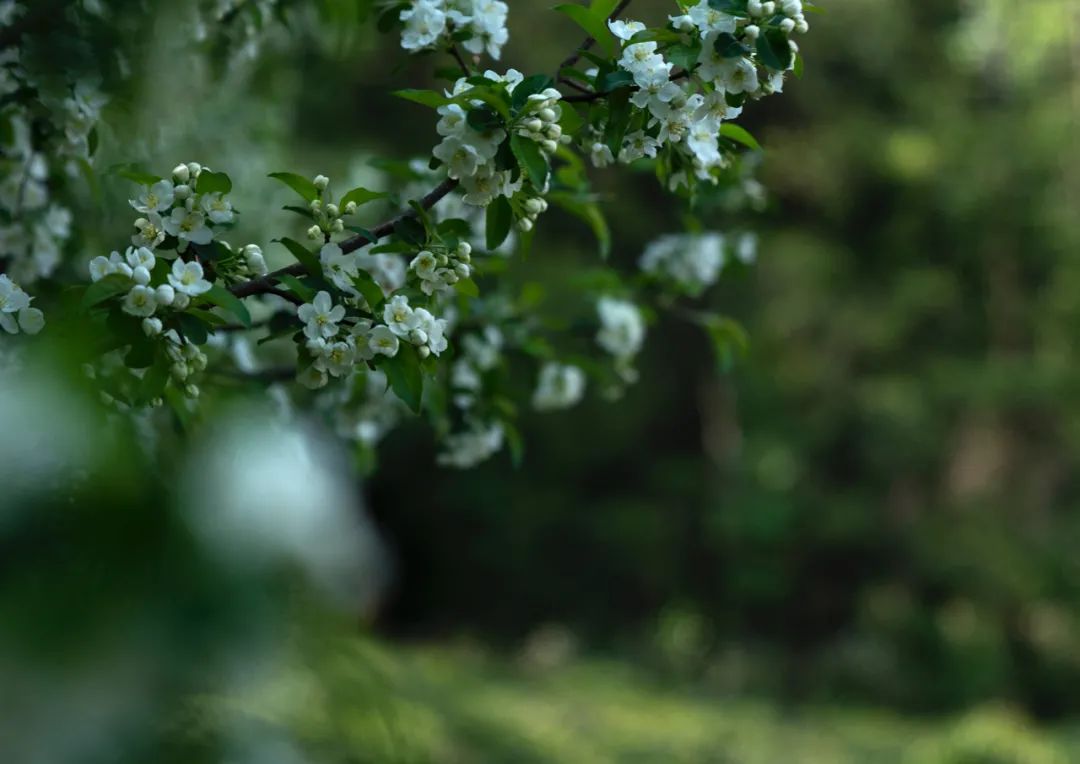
[368,325,400,357]
[123,285,158,317]
[168,259,212,297]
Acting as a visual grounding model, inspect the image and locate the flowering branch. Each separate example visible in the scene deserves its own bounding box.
[230,178,459,299]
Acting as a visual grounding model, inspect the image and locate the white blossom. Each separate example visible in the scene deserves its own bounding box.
[298,291,346,340]
[167,258,212,297]
[532,363,586,411]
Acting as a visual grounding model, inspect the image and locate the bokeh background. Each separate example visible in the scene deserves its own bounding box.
[4,0,1080,761]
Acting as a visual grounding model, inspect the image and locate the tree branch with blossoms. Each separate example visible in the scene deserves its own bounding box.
[2,0,815,471]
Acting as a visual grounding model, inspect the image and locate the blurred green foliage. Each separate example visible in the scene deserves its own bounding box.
[364,0,1080,719]
[5,0,1080,759]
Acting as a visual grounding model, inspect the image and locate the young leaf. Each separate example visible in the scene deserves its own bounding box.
[510,134,549,188]
[275,237,323,278]
[196,170,232,195]
[554,4,615,57]
[278,273,316,303]
[339,186,389,207]
[486,195,513,251]
[720,123,762,151]
[381,343,424,413]
[268,172,319,202]
[203,284,252,327]
[455,277,480,298]
[756,28,794,71]
[392,88,452,108]
[111,164,161,186]
[81,274,132,310]
[351,270,386,311]
[548,192,611,259]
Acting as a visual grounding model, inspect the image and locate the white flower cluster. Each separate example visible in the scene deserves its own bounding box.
[639,232,725,294]
[0,77,98,283]
[596,296,646,382]
[433,69,563,207]
[0,274,44,335]
[400,0,509,60]
[604,0,808,185]
[532,362,586,411]
[298,292,449,389]
[408,241,472,295]
[89,247,212,322]
[129,164,234,253]
[437,421,505,468]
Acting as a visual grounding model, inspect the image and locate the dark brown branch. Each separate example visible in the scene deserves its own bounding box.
[230,178,458,299]
[558,0,633,72]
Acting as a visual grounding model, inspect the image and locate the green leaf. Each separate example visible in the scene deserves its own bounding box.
[340,186,389,207]
[125,337,157,369]
[82,274,132,310]
[485,195,513,251]
[756,27,794,71]
[275,237,322,278]
[554,4,615,57]
[196,170,232,195]
[203,284,252,327]
[351,270,386,311]
[558,103,585,136]
[139,355,170,402]
[603,85,631,157]
[548,192,611,259]
[510,74,555,112]
[268,172,319,202]
[278,273,316,303]
[702,315,749,372]
[455,277,480,298]
[720,123,762,151]
[111,164,161,186]
[177,313,209,346]
[393,216,427,246]
[185,307,229,327]
[667,41,702,71]
[707,0,750,17]
[392,88,452,109]
[793,51,804,79]
[381,343,424,413]
[510,134,549,188]
[713,32,750,58]
[282,204,315,220]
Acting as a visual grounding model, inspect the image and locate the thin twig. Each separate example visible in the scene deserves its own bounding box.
[449,44,472,77]
[230,178,459,299]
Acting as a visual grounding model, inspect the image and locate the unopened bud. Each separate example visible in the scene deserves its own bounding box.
[313,174,329,191]
[172,164,190,183]
[132,265,151,285]
[155,284,175,306]
[344,201,358,215]
[539,108,556,122]
[307,224,323,240]
[142,317,163,336]
[186,162,202,178]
